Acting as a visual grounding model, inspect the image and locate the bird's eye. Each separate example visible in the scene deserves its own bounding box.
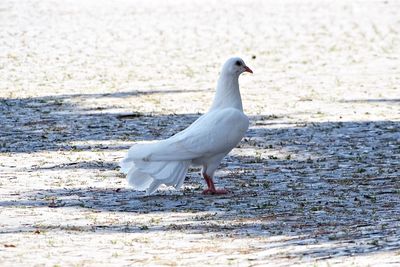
[235,60,242,66]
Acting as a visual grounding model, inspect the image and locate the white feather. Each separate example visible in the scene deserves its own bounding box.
[120,57,251,194]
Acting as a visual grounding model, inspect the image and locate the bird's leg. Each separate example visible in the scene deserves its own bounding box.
[204,172,213,189]
[202,172,228,195]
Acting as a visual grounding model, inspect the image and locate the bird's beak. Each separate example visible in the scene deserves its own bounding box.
[244,66,253,74]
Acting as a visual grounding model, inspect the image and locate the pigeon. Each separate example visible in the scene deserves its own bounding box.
[120,57,253,195]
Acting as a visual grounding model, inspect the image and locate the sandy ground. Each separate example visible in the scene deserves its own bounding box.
[1,0,399,266]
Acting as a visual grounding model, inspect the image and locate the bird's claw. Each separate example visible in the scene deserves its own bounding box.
[202,188,230,195]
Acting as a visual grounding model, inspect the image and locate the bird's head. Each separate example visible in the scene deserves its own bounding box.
[221,57,253,76]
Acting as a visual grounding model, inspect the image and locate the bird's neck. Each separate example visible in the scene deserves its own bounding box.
[209,73,243,112]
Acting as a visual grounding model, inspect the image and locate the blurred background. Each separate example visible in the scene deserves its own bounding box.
[1,0,399,117]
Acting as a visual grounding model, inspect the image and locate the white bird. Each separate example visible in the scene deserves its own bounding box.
[120,57,253,195]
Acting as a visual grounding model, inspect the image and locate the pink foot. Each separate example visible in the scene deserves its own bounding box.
[202,188,229,195]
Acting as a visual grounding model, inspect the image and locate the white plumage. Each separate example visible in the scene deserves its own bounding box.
[120,57,253,195]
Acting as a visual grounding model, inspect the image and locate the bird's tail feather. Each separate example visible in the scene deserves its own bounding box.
[120,157,190,195]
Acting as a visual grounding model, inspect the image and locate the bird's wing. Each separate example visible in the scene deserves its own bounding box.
[125,108,249,162]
